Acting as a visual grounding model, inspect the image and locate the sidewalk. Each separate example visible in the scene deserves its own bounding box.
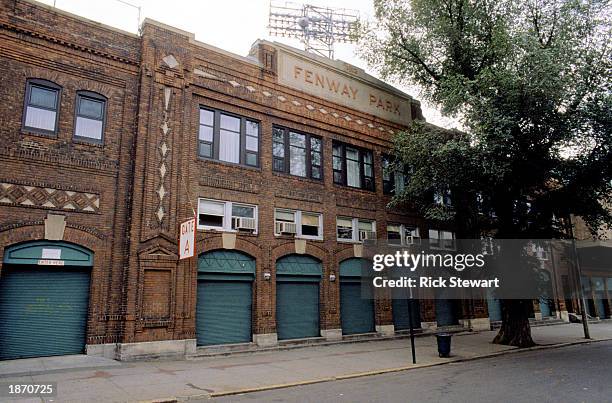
[2,322,611,402]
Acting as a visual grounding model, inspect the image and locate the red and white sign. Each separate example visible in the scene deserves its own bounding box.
[179,217,196,260]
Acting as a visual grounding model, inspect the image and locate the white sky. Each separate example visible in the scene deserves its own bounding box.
[38,0,458,128]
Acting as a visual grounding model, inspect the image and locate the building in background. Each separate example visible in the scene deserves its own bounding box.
[0,0,588,361]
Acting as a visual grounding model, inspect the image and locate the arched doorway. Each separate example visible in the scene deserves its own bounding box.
[339,258,375,335]
[1,241,93,360]
[276,254,321,340]
[196,250,255,346]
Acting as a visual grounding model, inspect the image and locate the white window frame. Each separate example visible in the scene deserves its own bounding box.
[337,217,376,243]
[274,209,323,240]
[197,198,258,234]
[429,229,456,250]
[387,224,420,246]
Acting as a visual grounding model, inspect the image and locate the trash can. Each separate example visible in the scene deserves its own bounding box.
[436,333,452,357]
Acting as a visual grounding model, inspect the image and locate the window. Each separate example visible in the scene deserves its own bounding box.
[332,141,374,191]
[272,126,322,180]
[434,189,452,207]
[74,92,106,142]
[23,79,61,134]
[387,224,420,246]
[382,155,411,195]
[275,209,322,239]
[197,198,257,233]
[198,107,259,167]
[337,217,376,242]
[429,229,455,250]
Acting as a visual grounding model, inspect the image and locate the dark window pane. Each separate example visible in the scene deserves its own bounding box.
[311,150,321,166]
[302,225,319,236]
[245,152,257,166]
[232,205,254,218]
[333,155,342,170]
[333,171,343,184]
[289,131,306,147]
[333,143,342,156]
[383,180,394,195]
[273,158,285,172]
[199,142,212,157]
[199,214,223,227]
[364,177,374,191]
[311,137,321,151]
[78,97,103,119]
[273,141,285,157]
[30,86,57,109]
[273,127,284,142]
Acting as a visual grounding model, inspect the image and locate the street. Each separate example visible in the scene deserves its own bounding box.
[212,340,612,403]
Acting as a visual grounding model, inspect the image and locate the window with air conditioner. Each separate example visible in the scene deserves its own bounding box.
[198,198,257,233]
[337,217,376,243]
[275,209,322,240]
[387,224,420,246]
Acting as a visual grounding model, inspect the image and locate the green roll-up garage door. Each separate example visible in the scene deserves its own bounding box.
[196,250,254,346]
[487,298,502,322]
[276,255,321,340]
[340,258,375,335]
[0,266,90,360]
[435,299,458,327]
[392,287,421,331]
[1,241,93,361]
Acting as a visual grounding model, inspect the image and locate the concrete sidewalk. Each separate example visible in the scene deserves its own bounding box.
[1,322,611,402]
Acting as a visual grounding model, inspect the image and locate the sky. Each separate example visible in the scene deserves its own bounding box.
[37,0,458,128]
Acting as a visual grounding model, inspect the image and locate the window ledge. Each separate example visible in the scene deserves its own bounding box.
[197,156,261,172]
[21,129,58,139]
[272,171,324,185]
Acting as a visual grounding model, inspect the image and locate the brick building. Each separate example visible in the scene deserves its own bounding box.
[0,0,583,361]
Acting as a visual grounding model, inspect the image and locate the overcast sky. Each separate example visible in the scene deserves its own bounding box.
[38,0,457,128]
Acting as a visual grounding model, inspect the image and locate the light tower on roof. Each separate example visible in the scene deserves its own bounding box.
[268,1,360,59]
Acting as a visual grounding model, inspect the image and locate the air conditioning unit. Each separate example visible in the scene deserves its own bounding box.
[276,221,297,234]
[232,217,256,231]
[406,235,421,245]
[359,230,376,241]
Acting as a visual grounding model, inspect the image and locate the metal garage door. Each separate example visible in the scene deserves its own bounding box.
[435,299,458,327]
[276,255,321,340]
[392,288,421,331]
[487,298,502,322]
[0,267,90,360]
[1,241,93,360]
[340,259,375,335]
[196,250,254,346]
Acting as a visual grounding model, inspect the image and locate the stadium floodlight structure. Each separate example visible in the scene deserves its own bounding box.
[268,1,360,59]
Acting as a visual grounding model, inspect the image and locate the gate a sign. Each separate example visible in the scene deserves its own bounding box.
[179,217,196,260]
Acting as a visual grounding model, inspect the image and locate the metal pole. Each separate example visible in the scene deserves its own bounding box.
[569,216,591,339]
[408,287,416,364]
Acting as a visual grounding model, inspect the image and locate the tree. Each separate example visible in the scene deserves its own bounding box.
[360,0,612,347]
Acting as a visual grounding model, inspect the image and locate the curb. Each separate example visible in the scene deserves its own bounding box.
[179,337,612,400]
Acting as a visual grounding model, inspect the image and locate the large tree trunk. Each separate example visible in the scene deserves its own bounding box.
[492,299,536,347]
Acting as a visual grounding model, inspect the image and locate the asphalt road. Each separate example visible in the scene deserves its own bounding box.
[211,340,612,403]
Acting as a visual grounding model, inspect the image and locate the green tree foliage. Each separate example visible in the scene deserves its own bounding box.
[360,0,611,346]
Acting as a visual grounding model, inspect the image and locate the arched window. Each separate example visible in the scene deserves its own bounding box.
[22,79,61,135]
[74,91,106,143]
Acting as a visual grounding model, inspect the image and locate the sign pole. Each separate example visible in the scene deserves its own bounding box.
[408,287,416,364]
